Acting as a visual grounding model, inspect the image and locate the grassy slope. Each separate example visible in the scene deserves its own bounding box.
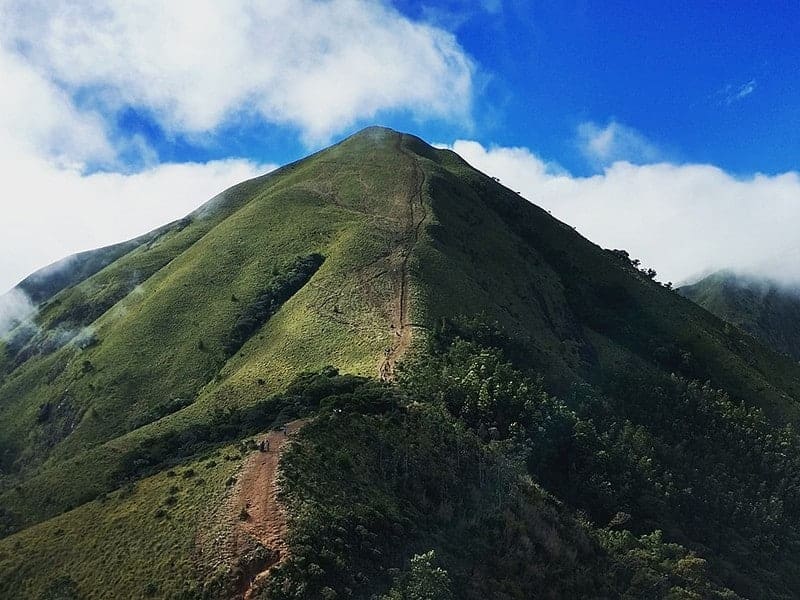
[0,128,420,525]
[680,270,800,361]
[3,127,800,597]
[0,443,242,599]
[416,143,800,423]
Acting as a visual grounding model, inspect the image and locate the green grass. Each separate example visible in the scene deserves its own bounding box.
[3,126,800,597]
[0,127,420,527]
[0,443,241,599]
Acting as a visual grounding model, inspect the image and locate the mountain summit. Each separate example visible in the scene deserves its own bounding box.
[2,127,800,598]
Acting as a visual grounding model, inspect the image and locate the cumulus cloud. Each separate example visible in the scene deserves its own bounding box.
[444,139,800,286]
[578,120,663,167]
[0,28,270,293]
[2,0,473,142]
[0,49,113,167]
[2,0,473,292]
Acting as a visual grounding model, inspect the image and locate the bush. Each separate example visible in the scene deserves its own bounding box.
[382,551,453,600]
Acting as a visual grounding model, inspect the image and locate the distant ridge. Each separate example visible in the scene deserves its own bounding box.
[680,270,800,360]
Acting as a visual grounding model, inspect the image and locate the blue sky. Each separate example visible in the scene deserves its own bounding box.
[1,0,800,296]
[441,0,800,175]
[113,0,800,176]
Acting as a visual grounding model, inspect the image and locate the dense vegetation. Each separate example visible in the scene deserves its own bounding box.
[402,319,800,598]
[255,367,737,599]
[3,127,800,598]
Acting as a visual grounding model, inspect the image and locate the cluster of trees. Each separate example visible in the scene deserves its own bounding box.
[402,318,800,598]
[249,366,737,599]
[223,254,324,357]
[609,248,672,288]
[117,367,361,483]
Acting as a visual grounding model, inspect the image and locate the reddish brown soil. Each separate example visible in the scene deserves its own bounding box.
[379,134,427,381]
[233,419,307,599]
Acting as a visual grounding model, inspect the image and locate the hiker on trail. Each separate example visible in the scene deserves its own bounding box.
[258,440,266,452]
[264,439,270,452]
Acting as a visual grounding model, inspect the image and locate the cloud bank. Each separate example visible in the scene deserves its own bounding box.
[0,158,269,293]
[445,139,800,286]
[3,0,473,142]
[0,1,475,293]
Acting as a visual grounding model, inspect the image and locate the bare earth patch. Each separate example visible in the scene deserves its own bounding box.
[196,419,308,599]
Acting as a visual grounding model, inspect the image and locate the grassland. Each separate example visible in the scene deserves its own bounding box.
[0,442,241,599]
[0,128,423,525]
[2,127,800,597]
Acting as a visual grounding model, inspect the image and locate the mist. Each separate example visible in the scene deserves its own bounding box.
[0,288,36,339]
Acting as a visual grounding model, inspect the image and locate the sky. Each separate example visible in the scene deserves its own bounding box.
[1,0,800,295]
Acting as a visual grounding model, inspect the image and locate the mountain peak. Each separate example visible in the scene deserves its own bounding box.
[5,129,800,598]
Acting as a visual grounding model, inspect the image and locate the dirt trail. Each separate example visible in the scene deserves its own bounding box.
[379,134,428,381]
[232,419,307,600]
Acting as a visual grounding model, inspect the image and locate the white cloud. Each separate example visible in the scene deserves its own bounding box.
[723,79,757,104]
[2,0,473,142]
[0,24,269,293]
[0,29,269,293]
[0,288,36,338]
[578,120,662,167]
[0,50,113,167]
[0,154,269,293]
[445,140,800,286]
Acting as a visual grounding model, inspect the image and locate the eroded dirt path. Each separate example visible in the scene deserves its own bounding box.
[379,134,428,381]
[233,419,307,599]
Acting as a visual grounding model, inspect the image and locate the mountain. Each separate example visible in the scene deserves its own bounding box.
[680,270,800,361]
[2,127,800,599]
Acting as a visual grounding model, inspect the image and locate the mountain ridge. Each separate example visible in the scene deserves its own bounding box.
[680,270,800,361]
[2,126,800,598]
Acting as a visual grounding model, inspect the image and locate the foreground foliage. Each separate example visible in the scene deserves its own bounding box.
[259,369,738,599]
[402,320,800,598]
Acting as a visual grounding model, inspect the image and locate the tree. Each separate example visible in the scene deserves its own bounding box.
[382,551,453,600]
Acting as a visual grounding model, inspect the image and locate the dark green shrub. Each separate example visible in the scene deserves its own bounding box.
[223,254,324,356]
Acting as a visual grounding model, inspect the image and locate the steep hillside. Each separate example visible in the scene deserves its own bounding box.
[0,129,422,487]
[680,270,800,361]
[2,127,800,598]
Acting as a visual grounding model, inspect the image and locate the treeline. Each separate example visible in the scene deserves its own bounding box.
[256,368,737,600]
[116,367,359,483]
